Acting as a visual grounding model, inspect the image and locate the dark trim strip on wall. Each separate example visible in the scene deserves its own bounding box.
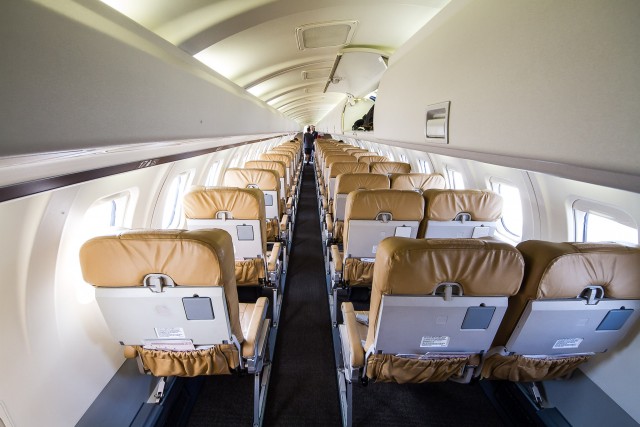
[0,135,289,203]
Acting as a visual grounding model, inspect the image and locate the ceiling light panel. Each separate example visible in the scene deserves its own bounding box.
[296,21,358,50]
[302,68,332,80]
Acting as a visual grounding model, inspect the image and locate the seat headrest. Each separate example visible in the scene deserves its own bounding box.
[324,154,357,166]
[345,190,425,222]
[335,173,390,194]
[373,237,524,296]
[369,162,411,175]
[365,237,524,350]
[79,229,236,288]
[259,153,290,165]
[353,151,375,159]
[184,186,265,221]
[244,160,285,178]
[357,155,388,164]
[424,189,503,221]
[516,240,640,299]
[344,190,425,242]
[266,150,293,160]
[390,173,446,192]
[328,162,369,178]
[223,168,279,192]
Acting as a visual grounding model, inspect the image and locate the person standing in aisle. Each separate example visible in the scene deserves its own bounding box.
[303,126,314,165]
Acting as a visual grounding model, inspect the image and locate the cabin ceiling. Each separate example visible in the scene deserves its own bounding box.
[99,0,449,126]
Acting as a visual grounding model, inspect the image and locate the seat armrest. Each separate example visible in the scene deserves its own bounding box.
[286,197,293,210]
[280,214,289,232]
[331,245,343,272]
[242,297,269,359]
[268,242,281,272]
[326,214,334,233]
[342,302,365,368]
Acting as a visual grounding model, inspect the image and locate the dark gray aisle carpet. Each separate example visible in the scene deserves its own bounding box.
[262,163,341,426]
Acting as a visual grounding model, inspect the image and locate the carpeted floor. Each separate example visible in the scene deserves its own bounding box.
[183,163,509,426]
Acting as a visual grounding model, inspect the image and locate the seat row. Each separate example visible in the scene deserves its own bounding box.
[78,136,305,427]
[314,141,640,426]
[337,236,640,425]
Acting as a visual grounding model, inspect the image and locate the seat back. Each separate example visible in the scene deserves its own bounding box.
[357,155,388,165]
[79,229,243,346]
[260,153,292,187]
[333,173,390,222]
[327,162,369,204]
[343,147,368,156]
[366,238,524,356]
[353,151,375,160]
[245,160,287,199]
[323,154,356,185]
[494,241,640,356]
[369,162,411,175]
[223,168,281,219]
[390,173,446,193]
[419,189,503,238]
[343,189,424,259]
[271,147,299,169]
[184,186,267,257]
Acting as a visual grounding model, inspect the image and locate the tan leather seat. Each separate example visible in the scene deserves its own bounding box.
[260,153,294,192]
[322,162,369,215]
[79,229,272,425]
[390,173,446,193]
[482,240,640,382]
[183,187,284,325]
[419,189,503,238]
[338,237,523,423]
[327,173,390,243]
[369,162,411,175]
[357,155,388,165]
[223,168,289,243]
[329,189,424,326]
[320,154,358,205]
[244,160,293,215]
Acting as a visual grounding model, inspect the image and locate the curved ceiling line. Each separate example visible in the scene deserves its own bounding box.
[265,83,326,104]
[178,0,368,54]
[244,60,332,91]
[276,94,333,111]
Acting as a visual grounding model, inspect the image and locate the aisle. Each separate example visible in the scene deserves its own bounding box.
[262,162,341,425]
[183,163,340,426]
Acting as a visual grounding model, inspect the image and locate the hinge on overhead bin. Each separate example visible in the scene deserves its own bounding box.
[143,274,175,293]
